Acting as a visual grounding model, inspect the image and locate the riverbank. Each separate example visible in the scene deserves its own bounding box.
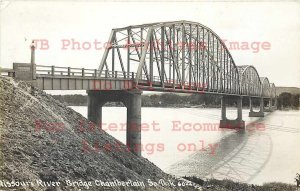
[0,76,199,191]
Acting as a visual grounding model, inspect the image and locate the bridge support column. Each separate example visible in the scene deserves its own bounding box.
[86,90,142,156]
[123,90,142,157]
[221,96,226,120]
[220,96,245,129]
[264,98,272,112]
[249,97,264,117]
[249,97,253,112]
[237,96,243,121]
[87,91,105,127]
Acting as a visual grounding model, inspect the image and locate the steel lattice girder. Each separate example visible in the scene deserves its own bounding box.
[237,65,262,97]
[98,20,275,98]
[269,83,276,98]
[260,77,271,98]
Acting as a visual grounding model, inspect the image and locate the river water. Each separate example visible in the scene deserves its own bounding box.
[70,106,300,185]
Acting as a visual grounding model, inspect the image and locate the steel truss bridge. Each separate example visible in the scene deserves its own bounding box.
[98,20,276,98]
[1,21,277,156]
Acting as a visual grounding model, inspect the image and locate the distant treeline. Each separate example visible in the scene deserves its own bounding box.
[52,93,225,107]
[277,92,299,109]
[52,92,299,109]
[53,94,87,106]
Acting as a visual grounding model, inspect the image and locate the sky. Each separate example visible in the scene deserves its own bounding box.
[1,1,300,93]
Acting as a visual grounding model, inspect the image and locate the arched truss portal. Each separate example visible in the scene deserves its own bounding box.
[269,83,276,98]
[237,65,261,97]
[98,20,240,94]
[260,77,271,98]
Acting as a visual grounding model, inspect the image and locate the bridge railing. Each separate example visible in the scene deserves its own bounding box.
[36,65,138,79]
[35,65,215,90]
[36,65,99,77]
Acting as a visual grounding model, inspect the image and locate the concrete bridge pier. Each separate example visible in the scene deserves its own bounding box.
[249,97,253,112]
[220,96,245,129]
[269,98,277,110]
[87,92,105,127]
[264,98,273,112]
[249,97,264,117]
[87,90,142,156]
[274,98,278,110]
[123,90,142,157]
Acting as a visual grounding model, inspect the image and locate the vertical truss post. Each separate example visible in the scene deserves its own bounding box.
[161,26,165,85]
[216,40,219,92]
[211,36,216,91]
[188,24,192,89]
[168,27,171,84]
[127,29,131,78]
[196,25,199,90]
[176,28,180,85]
[220,44,223,92]
[223,49,226,91]
[229,61,232,93]
[181,24,185,88]
[172,25,176,88]
[112,32,115,77]
[226,54,229,92]
[207,31,210,91]
[202,28,205,89]
[150,34,153,83]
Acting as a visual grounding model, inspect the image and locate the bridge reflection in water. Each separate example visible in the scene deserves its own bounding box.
[167,124,273,183]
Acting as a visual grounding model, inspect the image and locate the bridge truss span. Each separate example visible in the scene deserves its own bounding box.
[98,20,241,95]
[238,65,262,97]
[3,20,276,99]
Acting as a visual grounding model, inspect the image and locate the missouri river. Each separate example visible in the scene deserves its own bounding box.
[71,106,300,185]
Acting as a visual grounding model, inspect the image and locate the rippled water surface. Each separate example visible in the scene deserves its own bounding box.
[71,106,300,185]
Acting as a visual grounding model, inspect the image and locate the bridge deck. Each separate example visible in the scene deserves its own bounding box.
[31,65,263,98]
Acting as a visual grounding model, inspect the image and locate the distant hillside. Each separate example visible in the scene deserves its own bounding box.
[276,87,300,95]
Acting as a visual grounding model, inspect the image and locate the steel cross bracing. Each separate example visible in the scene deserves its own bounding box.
[98,20,276,99]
